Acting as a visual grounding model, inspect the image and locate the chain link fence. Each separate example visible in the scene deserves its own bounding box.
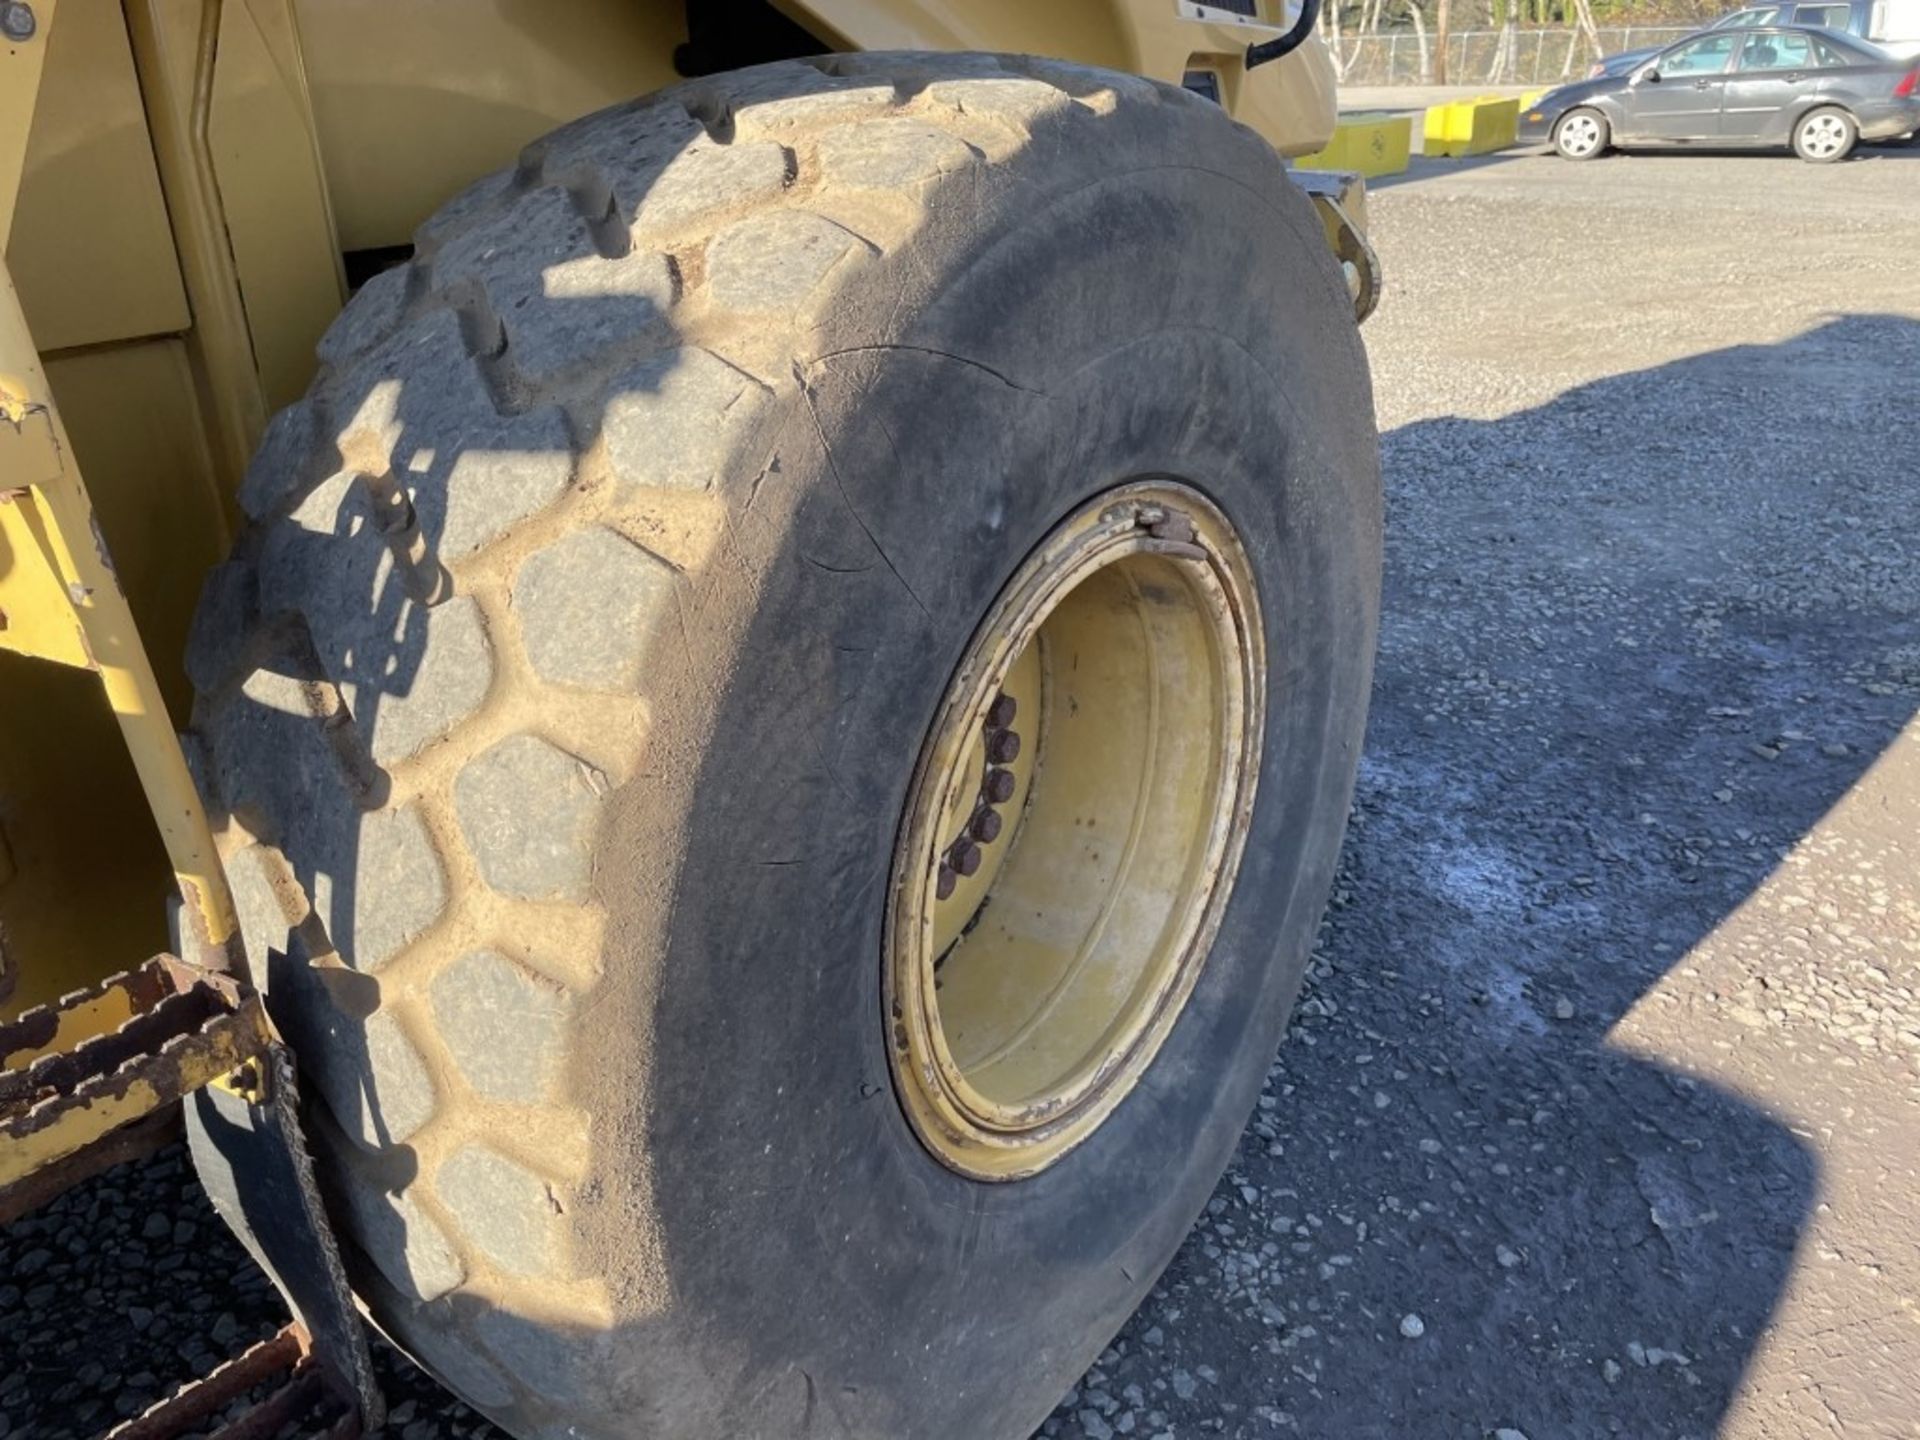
[1331,26,1694,85]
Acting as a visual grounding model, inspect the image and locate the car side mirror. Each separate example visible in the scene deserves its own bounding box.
[1638,65,1662,82]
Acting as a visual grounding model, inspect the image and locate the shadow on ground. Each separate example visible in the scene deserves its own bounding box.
[1367,134,1920,189]
[1038,313,1920,1439]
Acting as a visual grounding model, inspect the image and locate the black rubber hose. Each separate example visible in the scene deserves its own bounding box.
[1246,0,1324,69]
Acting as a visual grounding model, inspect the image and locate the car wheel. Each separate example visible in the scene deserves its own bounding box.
[1553,107,1610,160]
[1792,105,1857,162]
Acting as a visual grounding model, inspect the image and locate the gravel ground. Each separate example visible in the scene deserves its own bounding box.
[5,144,1917,1440]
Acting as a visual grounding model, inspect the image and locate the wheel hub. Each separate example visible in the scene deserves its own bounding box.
[1804,115,1844,155]
[1561,114,1600,155]
[885,483,1264,1180]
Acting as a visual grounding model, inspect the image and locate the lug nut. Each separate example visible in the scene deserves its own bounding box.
[1148,508,1196,545]
[984,767,1016,804]
[950,838,982,877]
[986,693,1017,728]
[970,808,1002,844]
[986,729,1021,764]
[936,864,957,900]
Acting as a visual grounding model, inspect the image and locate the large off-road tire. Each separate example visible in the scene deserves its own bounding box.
[186,53,1379,1440]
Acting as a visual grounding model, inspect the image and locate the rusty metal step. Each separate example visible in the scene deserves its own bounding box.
[106,1322,359,1440]
[0,956,271,1223]
[1,956,378,1438]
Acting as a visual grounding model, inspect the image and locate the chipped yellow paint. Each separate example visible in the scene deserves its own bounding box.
[0,986,137,1072]
[0,1078,164,1188]
[0,973,271,1191]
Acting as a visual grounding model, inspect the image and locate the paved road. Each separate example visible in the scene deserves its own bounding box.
[4,146,1917,1440]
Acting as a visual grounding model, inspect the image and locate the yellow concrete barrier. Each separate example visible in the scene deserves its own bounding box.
[1296,113,1413,179]
[1423,96,1522,157]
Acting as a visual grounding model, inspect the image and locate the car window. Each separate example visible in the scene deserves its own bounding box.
[1660,33,1742,72]
[1792,3,1852,26]
[1737,30,1817,66]
[1712,6,1784,25]
[1811,33,1859,60]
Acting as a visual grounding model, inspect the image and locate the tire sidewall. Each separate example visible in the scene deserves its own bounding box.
[1794,106,1857,162]
[605,159,1380,1437]
[1555,107,1608,160]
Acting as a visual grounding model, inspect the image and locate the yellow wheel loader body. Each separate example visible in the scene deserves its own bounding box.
[1,0,1343,1019]
[1,5,1371,1433]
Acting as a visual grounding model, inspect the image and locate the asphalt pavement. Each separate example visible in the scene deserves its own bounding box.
[3,141,1917,1440]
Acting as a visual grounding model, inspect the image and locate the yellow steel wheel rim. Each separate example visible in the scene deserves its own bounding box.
[885,483,1264,1181]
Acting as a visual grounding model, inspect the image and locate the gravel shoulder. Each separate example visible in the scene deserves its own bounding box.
[4,145,1917,1440]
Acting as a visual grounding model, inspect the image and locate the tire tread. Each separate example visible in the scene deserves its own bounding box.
[186,53,1298,1433]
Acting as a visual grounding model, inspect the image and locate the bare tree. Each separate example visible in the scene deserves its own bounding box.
[1403,0,1434,83]
[1487,0,1510,81]
[1569,0,1604,68]
[1323,0,1350,81]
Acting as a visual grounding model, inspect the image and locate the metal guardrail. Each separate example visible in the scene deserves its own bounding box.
[1330,25,1695,85]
